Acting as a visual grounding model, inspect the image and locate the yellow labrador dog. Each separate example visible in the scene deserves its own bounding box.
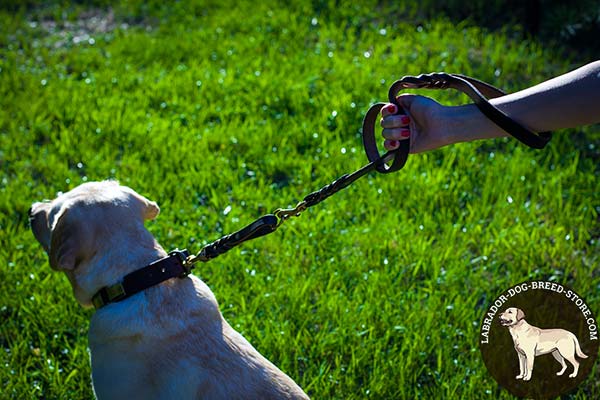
[499,307,588,381]
[29,180,309,400]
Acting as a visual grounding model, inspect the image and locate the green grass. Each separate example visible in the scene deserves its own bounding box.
[1,1,598,399]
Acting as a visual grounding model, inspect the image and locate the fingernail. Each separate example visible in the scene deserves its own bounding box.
[401,115,410,125]
[386,104,397,114]
[389,140,399,148]
[401,129,410,137]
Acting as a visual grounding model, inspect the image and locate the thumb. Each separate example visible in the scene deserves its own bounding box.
[394,94,418,114]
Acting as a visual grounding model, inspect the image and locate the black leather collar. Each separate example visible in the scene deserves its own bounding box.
[91,249,190,309]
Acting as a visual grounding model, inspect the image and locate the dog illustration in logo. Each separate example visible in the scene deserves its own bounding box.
[499,307,588,381]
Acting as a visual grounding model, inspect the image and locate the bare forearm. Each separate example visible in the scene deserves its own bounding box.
[451,61,600,144]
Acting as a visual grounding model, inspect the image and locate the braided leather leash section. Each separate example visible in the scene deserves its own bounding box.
[189,215,279,262]
[188,161,382,263]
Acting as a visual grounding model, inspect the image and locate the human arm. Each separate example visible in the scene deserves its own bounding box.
[381,60,600,153]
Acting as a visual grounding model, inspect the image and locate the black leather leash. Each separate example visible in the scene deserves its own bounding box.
[92,72,551,309]
[187,72,551,263]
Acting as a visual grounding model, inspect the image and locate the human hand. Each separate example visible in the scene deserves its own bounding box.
[380,94,456,153]
[382,62,600,153]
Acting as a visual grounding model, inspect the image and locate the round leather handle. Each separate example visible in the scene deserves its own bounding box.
[362,99,410,174]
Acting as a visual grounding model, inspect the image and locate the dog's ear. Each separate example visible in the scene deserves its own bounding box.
[49,208,80,271]
[143,199,160,220]
[120,184,160,221]
[516,308,525,321]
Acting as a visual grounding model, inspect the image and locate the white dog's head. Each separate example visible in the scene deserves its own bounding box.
[499,307,526,327]
[29,181,160,306]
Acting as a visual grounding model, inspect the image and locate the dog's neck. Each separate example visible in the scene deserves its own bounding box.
[508,319,531,337]
[69,224,167,308]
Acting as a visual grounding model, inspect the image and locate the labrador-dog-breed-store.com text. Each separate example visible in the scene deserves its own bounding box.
[29,181,309,400]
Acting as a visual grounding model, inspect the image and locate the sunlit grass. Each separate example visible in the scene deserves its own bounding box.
[1,1,598,399]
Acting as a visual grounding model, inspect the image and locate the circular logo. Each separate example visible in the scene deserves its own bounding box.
[479,281,598,399]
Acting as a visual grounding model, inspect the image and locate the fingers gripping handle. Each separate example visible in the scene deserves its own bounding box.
[362,96,409,173]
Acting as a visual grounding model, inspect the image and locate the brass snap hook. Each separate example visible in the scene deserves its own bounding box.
[274,201,307,226]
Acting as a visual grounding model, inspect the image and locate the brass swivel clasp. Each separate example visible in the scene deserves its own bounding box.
[273,201,307,226]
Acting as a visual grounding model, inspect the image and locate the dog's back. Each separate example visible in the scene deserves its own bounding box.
[89,274,308,400]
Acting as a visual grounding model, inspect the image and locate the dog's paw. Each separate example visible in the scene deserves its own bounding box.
[515,374,523,380]
[568,372,577,378]
[523,375,532,381]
